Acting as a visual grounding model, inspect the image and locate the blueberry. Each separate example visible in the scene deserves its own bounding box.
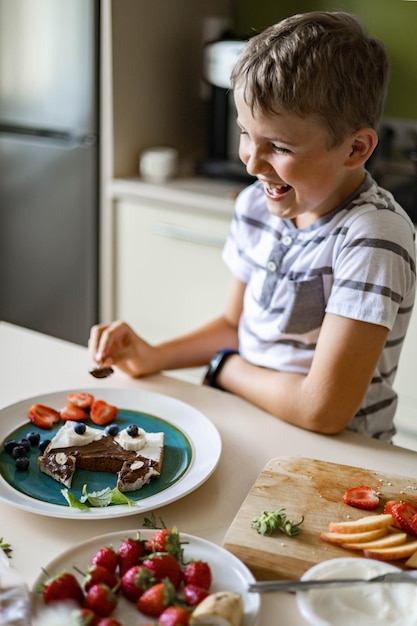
[27,432,41,447]
[15,457,29,471]
[39,439,51,454]
[105,424,119,437]
[12,445,27,459]
[74,423,86,435]
[4,439,18,455]
[18,438,31,453]
[126,424,139,438]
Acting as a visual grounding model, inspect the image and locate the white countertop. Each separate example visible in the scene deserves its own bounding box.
[2,321,417,625]
[108,176,244,216]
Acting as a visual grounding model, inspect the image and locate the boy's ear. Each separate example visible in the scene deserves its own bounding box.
[345,129,378,169]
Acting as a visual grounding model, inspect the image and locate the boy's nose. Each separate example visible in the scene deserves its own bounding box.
[241,146,272,178]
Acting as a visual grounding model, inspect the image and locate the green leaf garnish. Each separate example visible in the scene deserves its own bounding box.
[61,484,136,509]
[61,489,89,510]
[251,508,304,537]
[0,537,12,558]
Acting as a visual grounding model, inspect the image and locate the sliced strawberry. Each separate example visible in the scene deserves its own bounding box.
[342,486,380,510]
[67,392,95,409]
[60,403,89,422]
[391,501,417,536]
[28,404,61,430]
[383,500,403,528]
[90,400,118,426]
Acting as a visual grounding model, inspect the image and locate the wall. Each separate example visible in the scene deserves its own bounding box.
[110,0,232,178]
[232,0,417,120]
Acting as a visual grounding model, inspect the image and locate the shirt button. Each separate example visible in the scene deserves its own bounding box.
[282,235,293,246]
[267,260,277,272]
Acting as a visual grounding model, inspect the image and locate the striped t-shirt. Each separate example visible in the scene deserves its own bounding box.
[222,173,416,440]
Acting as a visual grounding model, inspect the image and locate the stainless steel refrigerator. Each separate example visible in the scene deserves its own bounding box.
[0,0,99,345]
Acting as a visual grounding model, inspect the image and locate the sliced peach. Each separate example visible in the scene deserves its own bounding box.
[341,532,408,551]
[328,513,393,534]
[320,528,387,545]
[364,539,417,561]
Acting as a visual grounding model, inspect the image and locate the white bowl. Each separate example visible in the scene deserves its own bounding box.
[296,557,417,626]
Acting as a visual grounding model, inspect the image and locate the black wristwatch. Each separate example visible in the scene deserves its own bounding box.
[202,349,238,390]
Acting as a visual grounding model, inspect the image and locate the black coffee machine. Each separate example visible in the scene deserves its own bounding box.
[198,38,254,183]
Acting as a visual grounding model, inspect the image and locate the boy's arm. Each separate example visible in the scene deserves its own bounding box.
[217,312,389,434]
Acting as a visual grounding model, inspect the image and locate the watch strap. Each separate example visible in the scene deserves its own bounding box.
[203,349,238,389]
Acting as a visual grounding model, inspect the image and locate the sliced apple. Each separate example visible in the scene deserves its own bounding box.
[405,550,417,568]
[320,528,387,545]
[364,539,417,561]
[341,531,408,551]
[328,513,393,534]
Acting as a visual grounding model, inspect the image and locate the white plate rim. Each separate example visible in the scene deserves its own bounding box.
[0,387,222,519]
[32,528,260,626]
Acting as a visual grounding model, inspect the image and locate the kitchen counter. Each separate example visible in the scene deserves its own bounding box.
[2,321,417,624]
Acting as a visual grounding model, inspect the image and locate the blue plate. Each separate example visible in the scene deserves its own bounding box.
[0,409,192,506]
[0,388,222,518]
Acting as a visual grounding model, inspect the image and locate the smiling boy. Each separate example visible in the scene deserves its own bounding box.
[89,12,416,441]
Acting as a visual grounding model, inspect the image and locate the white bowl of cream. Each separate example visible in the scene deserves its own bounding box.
[297,557,417,626]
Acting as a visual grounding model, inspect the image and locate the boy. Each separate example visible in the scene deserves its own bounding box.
[89,12,415,441]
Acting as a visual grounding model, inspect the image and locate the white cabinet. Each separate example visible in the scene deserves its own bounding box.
[113,185,236,344]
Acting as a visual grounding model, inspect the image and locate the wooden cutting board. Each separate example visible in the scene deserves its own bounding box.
[223,456,417,580]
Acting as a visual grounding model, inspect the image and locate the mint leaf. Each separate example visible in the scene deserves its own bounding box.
[110,487,135,506]
[61,489,89,510]
[61,484,136,509]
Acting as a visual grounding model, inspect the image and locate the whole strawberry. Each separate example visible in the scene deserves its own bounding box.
[83,564,119,591]
[158,605,191,625]
[145,527,182,561]
[183,584,208,607]
[42,571,84,606]
[91,546,118,573]
[136,579,176,617]
[84,582,118,617]
[143,553,182,589]
[117,536,146,576]
[96,619,123,626]
[120,564,154,602]
[71,607,99,625]
[182,561,212,590]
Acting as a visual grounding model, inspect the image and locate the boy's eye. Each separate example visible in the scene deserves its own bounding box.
[272,144,291,154]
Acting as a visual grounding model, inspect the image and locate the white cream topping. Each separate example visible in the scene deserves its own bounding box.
[301,559,417,625]
[48,421,104,450]
[115,427,147,451]
[139,432,164,461]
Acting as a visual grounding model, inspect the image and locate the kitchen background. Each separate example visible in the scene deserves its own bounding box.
[1,0,416,446]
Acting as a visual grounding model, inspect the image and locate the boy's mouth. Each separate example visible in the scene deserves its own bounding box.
[264,183,292,198]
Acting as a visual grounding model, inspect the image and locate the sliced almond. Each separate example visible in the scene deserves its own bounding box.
[328,513,393,534]
[320,528,387,545]
[341,532,408,551]
[364,539,417,561]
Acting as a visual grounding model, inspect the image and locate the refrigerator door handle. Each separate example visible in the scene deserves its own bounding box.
[0,123,97,146]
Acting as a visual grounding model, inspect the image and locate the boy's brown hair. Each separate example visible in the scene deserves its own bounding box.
[230,11,389,147]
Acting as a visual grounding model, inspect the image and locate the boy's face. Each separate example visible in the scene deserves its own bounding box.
[234,88,366,228]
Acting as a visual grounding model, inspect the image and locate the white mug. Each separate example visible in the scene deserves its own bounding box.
[139,147,178,183]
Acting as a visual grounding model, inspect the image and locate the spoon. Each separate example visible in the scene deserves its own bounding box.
[89,365,114,379]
